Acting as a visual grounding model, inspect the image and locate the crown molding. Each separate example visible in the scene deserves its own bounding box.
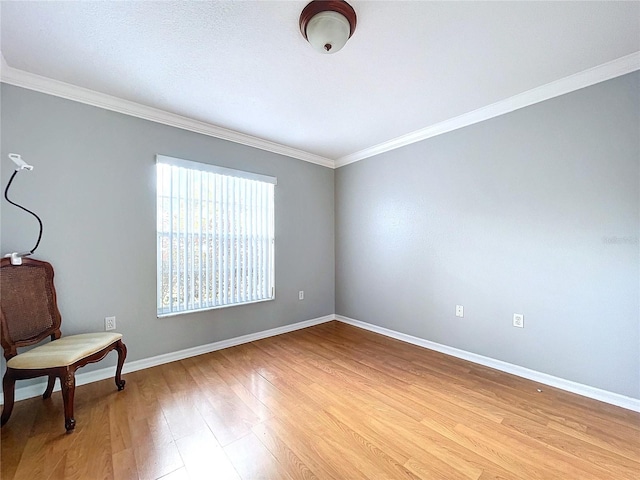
[2,51,638,170]
[0,58,335,169]
[336,51,640,168]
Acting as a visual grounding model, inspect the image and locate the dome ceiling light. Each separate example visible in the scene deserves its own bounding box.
[299,0,357,54]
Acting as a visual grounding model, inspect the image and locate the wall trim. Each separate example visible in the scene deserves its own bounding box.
[3,52,639,170]
[5,313,638,412]
[335,315,640,413]
[335,51,640,167]
[0,58,334,169]
[2,314,334,404]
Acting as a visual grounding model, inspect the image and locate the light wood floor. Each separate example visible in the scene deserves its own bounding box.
[2,321,639,479]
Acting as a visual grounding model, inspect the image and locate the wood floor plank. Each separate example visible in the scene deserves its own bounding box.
[0,398,38,480]
[224,431,295,480]
[128,415,183,480]
[501,415,640,479]
[2,321,638,479]
[112,448,139,480]
[312,408,423,480]
[266,413,373,480]
[251,422,319,480]
[548,419,640,462]
[305,378,509,480]
[306,385,413,465]
[156,467,189,480]
[175,427,240,480]
[10,433,49,480]
[257,416,342,480]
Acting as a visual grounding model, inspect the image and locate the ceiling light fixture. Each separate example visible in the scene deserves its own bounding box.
[300,0,357,54]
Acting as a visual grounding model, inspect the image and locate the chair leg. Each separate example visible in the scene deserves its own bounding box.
[1,371,16,426]
[60,369,76,432]
[43,374,56,399]
[114,340,127,391]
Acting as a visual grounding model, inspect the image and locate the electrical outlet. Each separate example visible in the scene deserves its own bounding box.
[298,290,304,300]
[105,316,116,331]
[513,313,524,328]
[455,305,464,317]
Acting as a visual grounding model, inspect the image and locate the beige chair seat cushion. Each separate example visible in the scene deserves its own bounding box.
[7,332,123,369]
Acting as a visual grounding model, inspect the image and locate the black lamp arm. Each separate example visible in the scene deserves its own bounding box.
[4,170,43,255]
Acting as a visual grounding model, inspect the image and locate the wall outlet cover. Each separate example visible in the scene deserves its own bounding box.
[105,316,116,331]
[513,313,524,328]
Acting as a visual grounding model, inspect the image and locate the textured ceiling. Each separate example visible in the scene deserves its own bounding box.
[1,1,639,162]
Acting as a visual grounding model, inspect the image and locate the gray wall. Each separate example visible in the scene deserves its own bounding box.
[2,73,638,401]
[336,72,640,399]
[1,85,335,381]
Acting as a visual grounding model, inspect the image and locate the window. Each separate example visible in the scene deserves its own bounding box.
[156,155,276,316]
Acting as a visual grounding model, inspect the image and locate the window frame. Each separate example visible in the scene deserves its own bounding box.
[156,154,276,318]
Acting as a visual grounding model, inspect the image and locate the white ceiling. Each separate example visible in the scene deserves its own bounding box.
[1,1,639,165]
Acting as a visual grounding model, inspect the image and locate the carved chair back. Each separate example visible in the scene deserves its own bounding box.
[0,258,62,360]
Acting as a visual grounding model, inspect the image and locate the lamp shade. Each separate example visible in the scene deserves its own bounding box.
[306,11,350,53]
[300,1,357,54]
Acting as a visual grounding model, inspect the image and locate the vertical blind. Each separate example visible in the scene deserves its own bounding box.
[156,155,276,316]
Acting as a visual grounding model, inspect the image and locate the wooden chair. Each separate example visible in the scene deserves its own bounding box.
[0,257,127,432]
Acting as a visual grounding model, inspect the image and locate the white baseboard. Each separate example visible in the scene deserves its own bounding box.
[335,315,640,413]
[5,313,639,413]
[2,314,334,404]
